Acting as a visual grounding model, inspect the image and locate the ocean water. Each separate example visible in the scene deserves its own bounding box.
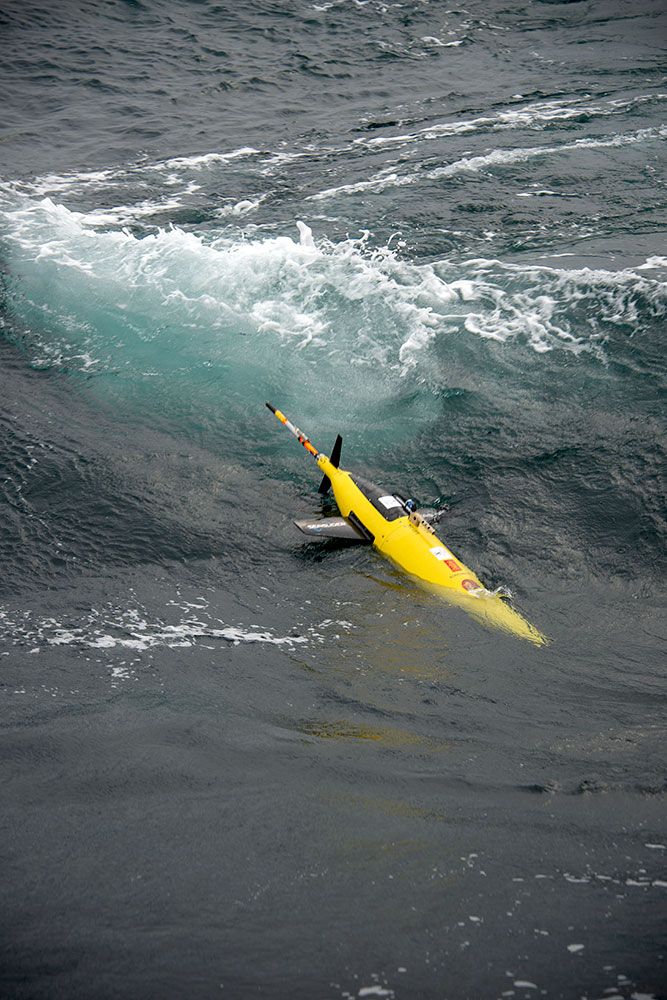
[1,1,666,997]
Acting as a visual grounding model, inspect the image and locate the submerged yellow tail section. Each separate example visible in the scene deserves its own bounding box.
[317,455,548,646]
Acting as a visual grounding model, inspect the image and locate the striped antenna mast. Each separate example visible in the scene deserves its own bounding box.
[266,402,320,459]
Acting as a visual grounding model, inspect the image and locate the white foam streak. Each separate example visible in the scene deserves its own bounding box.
[158,148,261,170]
[215,194,268,217]
[0,604,308,653]
[354,93,667,149]
[637,256,667,271]
[429,126,667,180]
[0,148,262,201]
[312,125,667,200]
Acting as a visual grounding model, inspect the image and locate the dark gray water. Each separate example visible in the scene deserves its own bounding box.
[1,1,666,997]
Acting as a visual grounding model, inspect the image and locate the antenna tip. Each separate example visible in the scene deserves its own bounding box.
[265,401,276,414]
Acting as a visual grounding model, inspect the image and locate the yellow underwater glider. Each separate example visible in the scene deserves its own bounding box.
[266,403,548,645]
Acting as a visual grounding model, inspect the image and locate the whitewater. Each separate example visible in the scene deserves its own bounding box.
[1,2,665,998]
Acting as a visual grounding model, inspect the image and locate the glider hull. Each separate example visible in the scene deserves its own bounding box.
[317,455,548,646]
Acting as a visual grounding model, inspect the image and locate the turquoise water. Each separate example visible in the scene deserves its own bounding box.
[1,2,666,998]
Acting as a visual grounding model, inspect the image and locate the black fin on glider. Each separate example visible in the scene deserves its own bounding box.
[318,434,342,494]
[330,433,343,469]
[294,516,368,542]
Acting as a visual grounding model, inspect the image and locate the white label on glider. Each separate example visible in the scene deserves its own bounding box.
[430,545,454,561]
[379,495,403,510]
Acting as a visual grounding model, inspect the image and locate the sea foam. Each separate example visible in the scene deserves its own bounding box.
[1,190,665,435]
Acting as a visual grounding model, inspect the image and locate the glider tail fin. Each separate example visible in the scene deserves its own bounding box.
[318,434,342,494]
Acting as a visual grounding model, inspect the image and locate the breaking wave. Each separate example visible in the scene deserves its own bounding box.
[2,188,665,399]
